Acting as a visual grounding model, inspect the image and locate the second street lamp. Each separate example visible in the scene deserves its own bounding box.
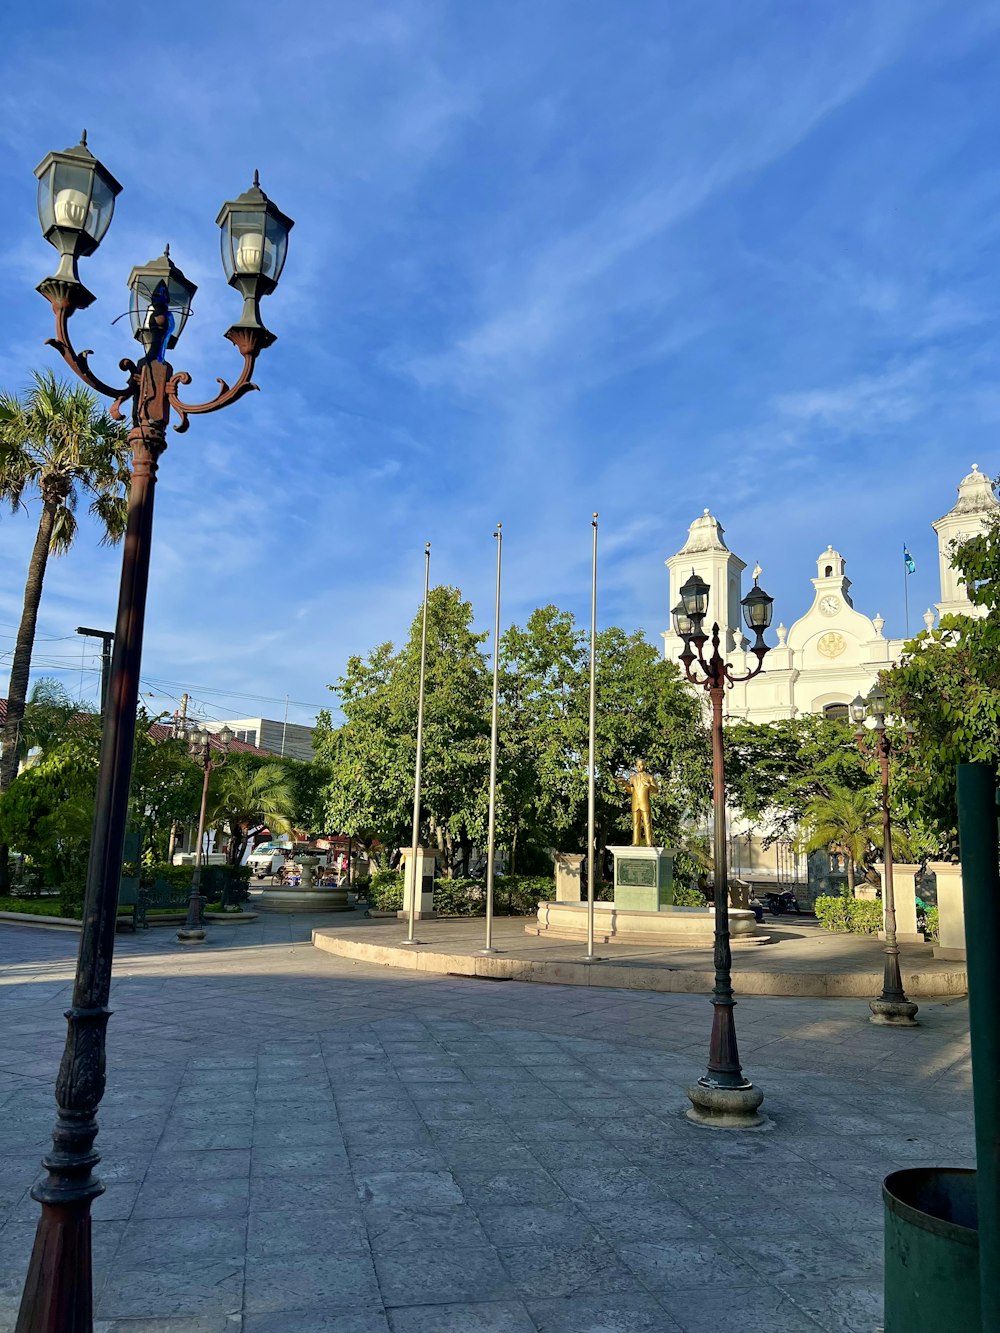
[17,134,291,1333]
[851,687,919,1026]
[674,568,775,1128]
[178,725,234,944]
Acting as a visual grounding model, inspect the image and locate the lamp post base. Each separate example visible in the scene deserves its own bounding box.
[686,1080,768,1129]
[176,928,206,944]
[869,997,919,1026]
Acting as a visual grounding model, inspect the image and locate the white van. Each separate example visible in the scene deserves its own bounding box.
[246,843,289,877]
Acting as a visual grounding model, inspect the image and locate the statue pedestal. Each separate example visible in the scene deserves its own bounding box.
[398,846,437,921]
[609,846,675,911]
[553,853,584,903]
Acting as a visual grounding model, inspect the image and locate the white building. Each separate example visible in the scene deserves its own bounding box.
[661,463,998,725]
[660,464,998,896]
[203,716,315,764]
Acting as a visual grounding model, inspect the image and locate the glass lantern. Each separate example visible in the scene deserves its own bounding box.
[216,173,293,339]
[679,572,710,627]
[126,250,198,354]
[741,582,774,633]
[672,601,694,639]
[34,133,122,293]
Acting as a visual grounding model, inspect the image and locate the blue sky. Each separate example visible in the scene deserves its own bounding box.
[1,1,998,732]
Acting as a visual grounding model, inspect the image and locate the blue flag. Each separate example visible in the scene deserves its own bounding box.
[903,545,915,575]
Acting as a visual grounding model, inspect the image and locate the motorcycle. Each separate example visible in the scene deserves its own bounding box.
[762,888,800,916]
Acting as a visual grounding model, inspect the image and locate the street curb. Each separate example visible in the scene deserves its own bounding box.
[311,928,967,999]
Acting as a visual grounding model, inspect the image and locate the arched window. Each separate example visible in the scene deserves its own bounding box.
[823,702,849,722]
[824,565,833,577]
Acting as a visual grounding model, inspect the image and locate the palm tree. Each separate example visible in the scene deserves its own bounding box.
[208,756,297,866]
[0,371,130,795]
[797,785,882,896]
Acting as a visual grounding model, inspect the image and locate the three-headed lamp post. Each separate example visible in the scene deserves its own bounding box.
[16,134,292,1332]
[178,725,234,944]
[850,686,919,1026]
[673,569,774,1128]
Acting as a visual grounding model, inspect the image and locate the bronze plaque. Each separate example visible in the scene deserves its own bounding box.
[617,859,656,888]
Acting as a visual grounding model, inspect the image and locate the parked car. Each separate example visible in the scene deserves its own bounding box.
[246,843,289,877]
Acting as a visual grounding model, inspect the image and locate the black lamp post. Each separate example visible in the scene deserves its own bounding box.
[673,569,775,1128]
[850,687,919,1026]
[16,134,291,1333]
[177,725,233,944]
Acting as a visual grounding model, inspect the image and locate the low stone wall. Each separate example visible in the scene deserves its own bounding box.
[529,900,766,947]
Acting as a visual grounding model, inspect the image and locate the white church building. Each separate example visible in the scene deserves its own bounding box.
[661,463,998,725]
[660,464,998,895]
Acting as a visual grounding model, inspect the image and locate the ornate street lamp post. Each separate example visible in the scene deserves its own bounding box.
[850,686,919,1026]
[16,134,292,1333]
[673,570,774,1128]
[178,725,233,944]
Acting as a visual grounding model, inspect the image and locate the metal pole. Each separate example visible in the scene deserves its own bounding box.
[404,544,431,946]
[869,730,918,1025]
[704,682,745,1087]
[956,763,1000,1333]
[75,627,115,720]
[482,523,502,954]
[16,421,165,1332]
[586,513,598,961]
[178,751,211,944]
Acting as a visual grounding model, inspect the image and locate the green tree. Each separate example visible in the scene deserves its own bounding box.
[208,755,296,866]
[316,587,491,875]
[797,785,882,896]
[0,372,130,794]
[724,715,870,844]
[20,678,99,757]
[883,509,1000,846]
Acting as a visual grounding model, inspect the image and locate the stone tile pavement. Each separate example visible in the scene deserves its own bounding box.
[0,911,974,1332]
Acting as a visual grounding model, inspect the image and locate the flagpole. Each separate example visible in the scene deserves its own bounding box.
[403,543,431,946]
[482,522,502,955]
[586,513,598,962]
[903,543,910,637]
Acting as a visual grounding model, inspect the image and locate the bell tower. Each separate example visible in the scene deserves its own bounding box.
[932,464,998,620]
[662,509,746,659]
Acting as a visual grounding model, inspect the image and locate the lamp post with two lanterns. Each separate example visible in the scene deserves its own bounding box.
[850,685,919,1027]
[178,724,234,945]
[672,569,775,1128]
[16,134,292,1332]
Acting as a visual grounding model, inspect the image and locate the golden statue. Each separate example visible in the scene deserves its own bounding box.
[616,759,659,846]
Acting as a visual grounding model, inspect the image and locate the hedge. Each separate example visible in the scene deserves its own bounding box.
[814,895,883,935]
[366,872,555,917]
[141,862,251,908]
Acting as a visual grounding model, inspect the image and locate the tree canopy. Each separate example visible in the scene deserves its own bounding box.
[883,508,1000,849]
[315,590,710,875]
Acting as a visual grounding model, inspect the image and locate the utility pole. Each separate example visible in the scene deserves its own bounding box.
[75,626,114,719]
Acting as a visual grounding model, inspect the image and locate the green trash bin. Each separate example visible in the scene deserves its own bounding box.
[883,1168,980,1332]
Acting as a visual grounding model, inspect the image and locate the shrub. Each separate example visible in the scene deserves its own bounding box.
[815,895,883,934]
[368,871,403,911]
[433,878,485,916]
[498,875,554,915]
[923,905,939,942]
[672,885,706,907]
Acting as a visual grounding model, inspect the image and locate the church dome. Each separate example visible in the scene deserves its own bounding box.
[938,464,998,521]
[677,508,731,556]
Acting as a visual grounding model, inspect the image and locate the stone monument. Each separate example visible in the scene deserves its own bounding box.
[399,846,437,921]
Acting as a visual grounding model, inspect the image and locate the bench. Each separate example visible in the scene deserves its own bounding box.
[136,876,191,929]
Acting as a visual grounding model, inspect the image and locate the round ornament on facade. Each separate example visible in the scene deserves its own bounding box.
[817,631,846,659]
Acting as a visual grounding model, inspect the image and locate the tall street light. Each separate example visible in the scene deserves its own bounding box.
[673,569,775,1128]
[178,724,233,944]
[17,134,291,1333]
[850,686,919,1026]
[482,523,503,955]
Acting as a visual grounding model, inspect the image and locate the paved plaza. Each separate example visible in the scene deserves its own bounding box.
[0,912,974,1332]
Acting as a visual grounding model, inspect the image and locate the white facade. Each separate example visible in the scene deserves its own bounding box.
[204,716,316,763]
[661,464,998,725]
